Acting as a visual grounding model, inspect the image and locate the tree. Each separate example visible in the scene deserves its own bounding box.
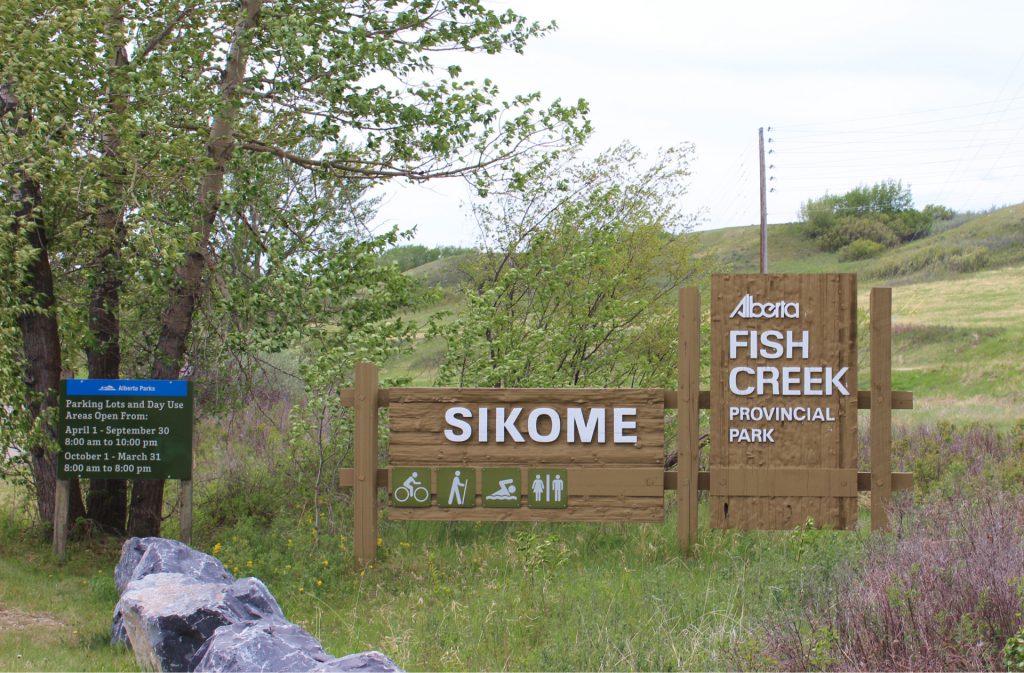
[439,142,711,389]
[800,179,934,253]
[1,0,588,535]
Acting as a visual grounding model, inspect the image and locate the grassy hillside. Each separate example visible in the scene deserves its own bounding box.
[691,202,1024,279]
[391,204,1024,425]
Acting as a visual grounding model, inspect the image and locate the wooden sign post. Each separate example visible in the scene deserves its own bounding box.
[340,274,911,565]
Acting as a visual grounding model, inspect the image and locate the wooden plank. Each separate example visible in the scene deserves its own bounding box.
[353,362,379,566]
[389,444,662,466]
[375,467,663,498]
[388,496,664,523]
[709,468,858,497]
[180,480,193,546]
[340,388,391,407]
[52,479,70,561]
[709,274,859,531]
[389,388,664,471]
[677,287,700,553]
[871,287,893,532]
[858,390,913,410]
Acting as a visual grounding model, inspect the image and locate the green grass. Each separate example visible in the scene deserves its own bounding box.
[0,490,868,672]
[0,506,136,672]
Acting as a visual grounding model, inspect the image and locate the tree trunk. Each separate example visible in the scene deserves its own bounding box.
[127,0,263,537]
[11,157,87,527]
[86,6,130,534]
[2,82,86,528]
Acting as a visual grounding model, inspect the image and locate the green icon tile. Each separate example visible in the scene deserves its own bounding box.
[437,468,476,508]
[527,469,568,509]
[481,468,521,508]
[391,467,431,507]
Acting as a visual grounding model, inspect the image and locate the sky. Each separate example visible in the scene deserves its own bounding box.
[369,1,1024,247]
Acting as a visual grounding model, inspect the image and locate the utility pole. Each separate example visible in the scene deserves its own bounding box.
[759,127,768,273]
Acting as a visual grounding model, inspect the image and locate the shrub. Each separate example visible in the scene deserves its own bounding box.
[837,238,885,262]
[761,492,1024,671]
[946,248,991,273]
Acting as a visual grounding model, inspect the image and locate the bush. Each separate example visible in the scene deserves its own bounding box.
[800,180,938,252]
[837,238,885,261]
[761,493,1024,671]
[757,423,1024,671]
[818,216,899,252]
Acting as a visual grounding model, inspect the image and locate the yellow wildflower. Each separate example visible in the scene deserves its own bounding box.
[212,543,222,555]
[376,537,383,547]
[245,560,253,569]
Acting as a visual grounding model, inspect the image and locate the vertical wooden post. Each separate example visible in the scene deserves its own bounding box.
[870,287,893,531]
[52,479,70,561]
[180,480,193,545]
[353,362,379,566]
[677,288,700,553]
[758,127,768,273]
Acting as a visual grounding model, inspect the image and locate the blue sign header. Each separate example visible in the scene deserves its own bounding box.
[65,379,188,397]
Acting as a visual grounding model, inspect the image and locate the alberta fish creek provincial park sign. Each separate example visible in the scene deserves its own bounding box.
[710,274,858,530]
[58,379,193,480]
[386,389,665,522]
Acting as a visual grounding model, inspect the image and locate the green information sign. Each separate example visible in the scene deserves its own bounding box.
[481,468,521,508]
[437,468,476,508]
[527,469,568,509]
[391,467,431,507]
[57,379,193,480]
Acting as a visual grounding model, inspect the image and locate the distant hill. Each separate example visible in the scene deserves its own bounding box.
[690,202,1024,282]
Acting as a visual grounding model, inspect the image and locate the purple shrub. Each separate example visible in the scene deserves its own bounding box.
[762,423,1024,671]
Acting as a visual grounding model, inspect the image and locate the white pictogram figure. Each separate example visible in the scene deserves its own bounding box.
[394,471,430,504]
[485,478,517,501]
[531,474,545,502]
[552,473,564,502]
[448,470,468,506]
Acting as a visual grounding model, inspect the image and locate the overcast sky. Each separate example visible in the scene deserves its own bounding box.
[369,1,1024,247]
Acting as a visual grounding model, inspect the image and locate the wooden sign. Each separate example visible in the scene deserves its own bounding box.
[341,282,914,566]
[386,388,665,522]
[710,274,858,530]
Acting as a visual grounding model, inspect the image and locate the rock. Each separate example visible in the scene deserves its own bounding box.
[313,651,404,672]
[115,537,234,595]
[192,619,332,672]
[116,573,284,672]
[112,537,235,647]
[193,619,404,673]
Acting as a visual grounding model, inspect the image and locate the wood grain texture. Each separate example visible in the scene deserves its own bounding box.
[353,362,379,566]
[710,274,859,530]
[677,288,700,552]
[389,389,664,467]
[871,287,893,531]
[388,496,664,522]
[384,466,664,520]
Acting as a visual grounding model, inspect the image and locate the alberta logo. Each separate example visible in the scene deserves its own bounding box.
[729,294,800,319]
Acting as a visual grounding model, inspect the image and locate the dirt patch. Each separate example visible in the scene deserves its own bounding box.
[0,605,65,633]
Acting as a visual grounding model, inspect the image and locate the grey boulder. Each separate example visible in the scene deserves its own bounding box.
[115,572,284,672]
[113,537,235,646]
[115,537,234,594]
[193,619,403,673]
